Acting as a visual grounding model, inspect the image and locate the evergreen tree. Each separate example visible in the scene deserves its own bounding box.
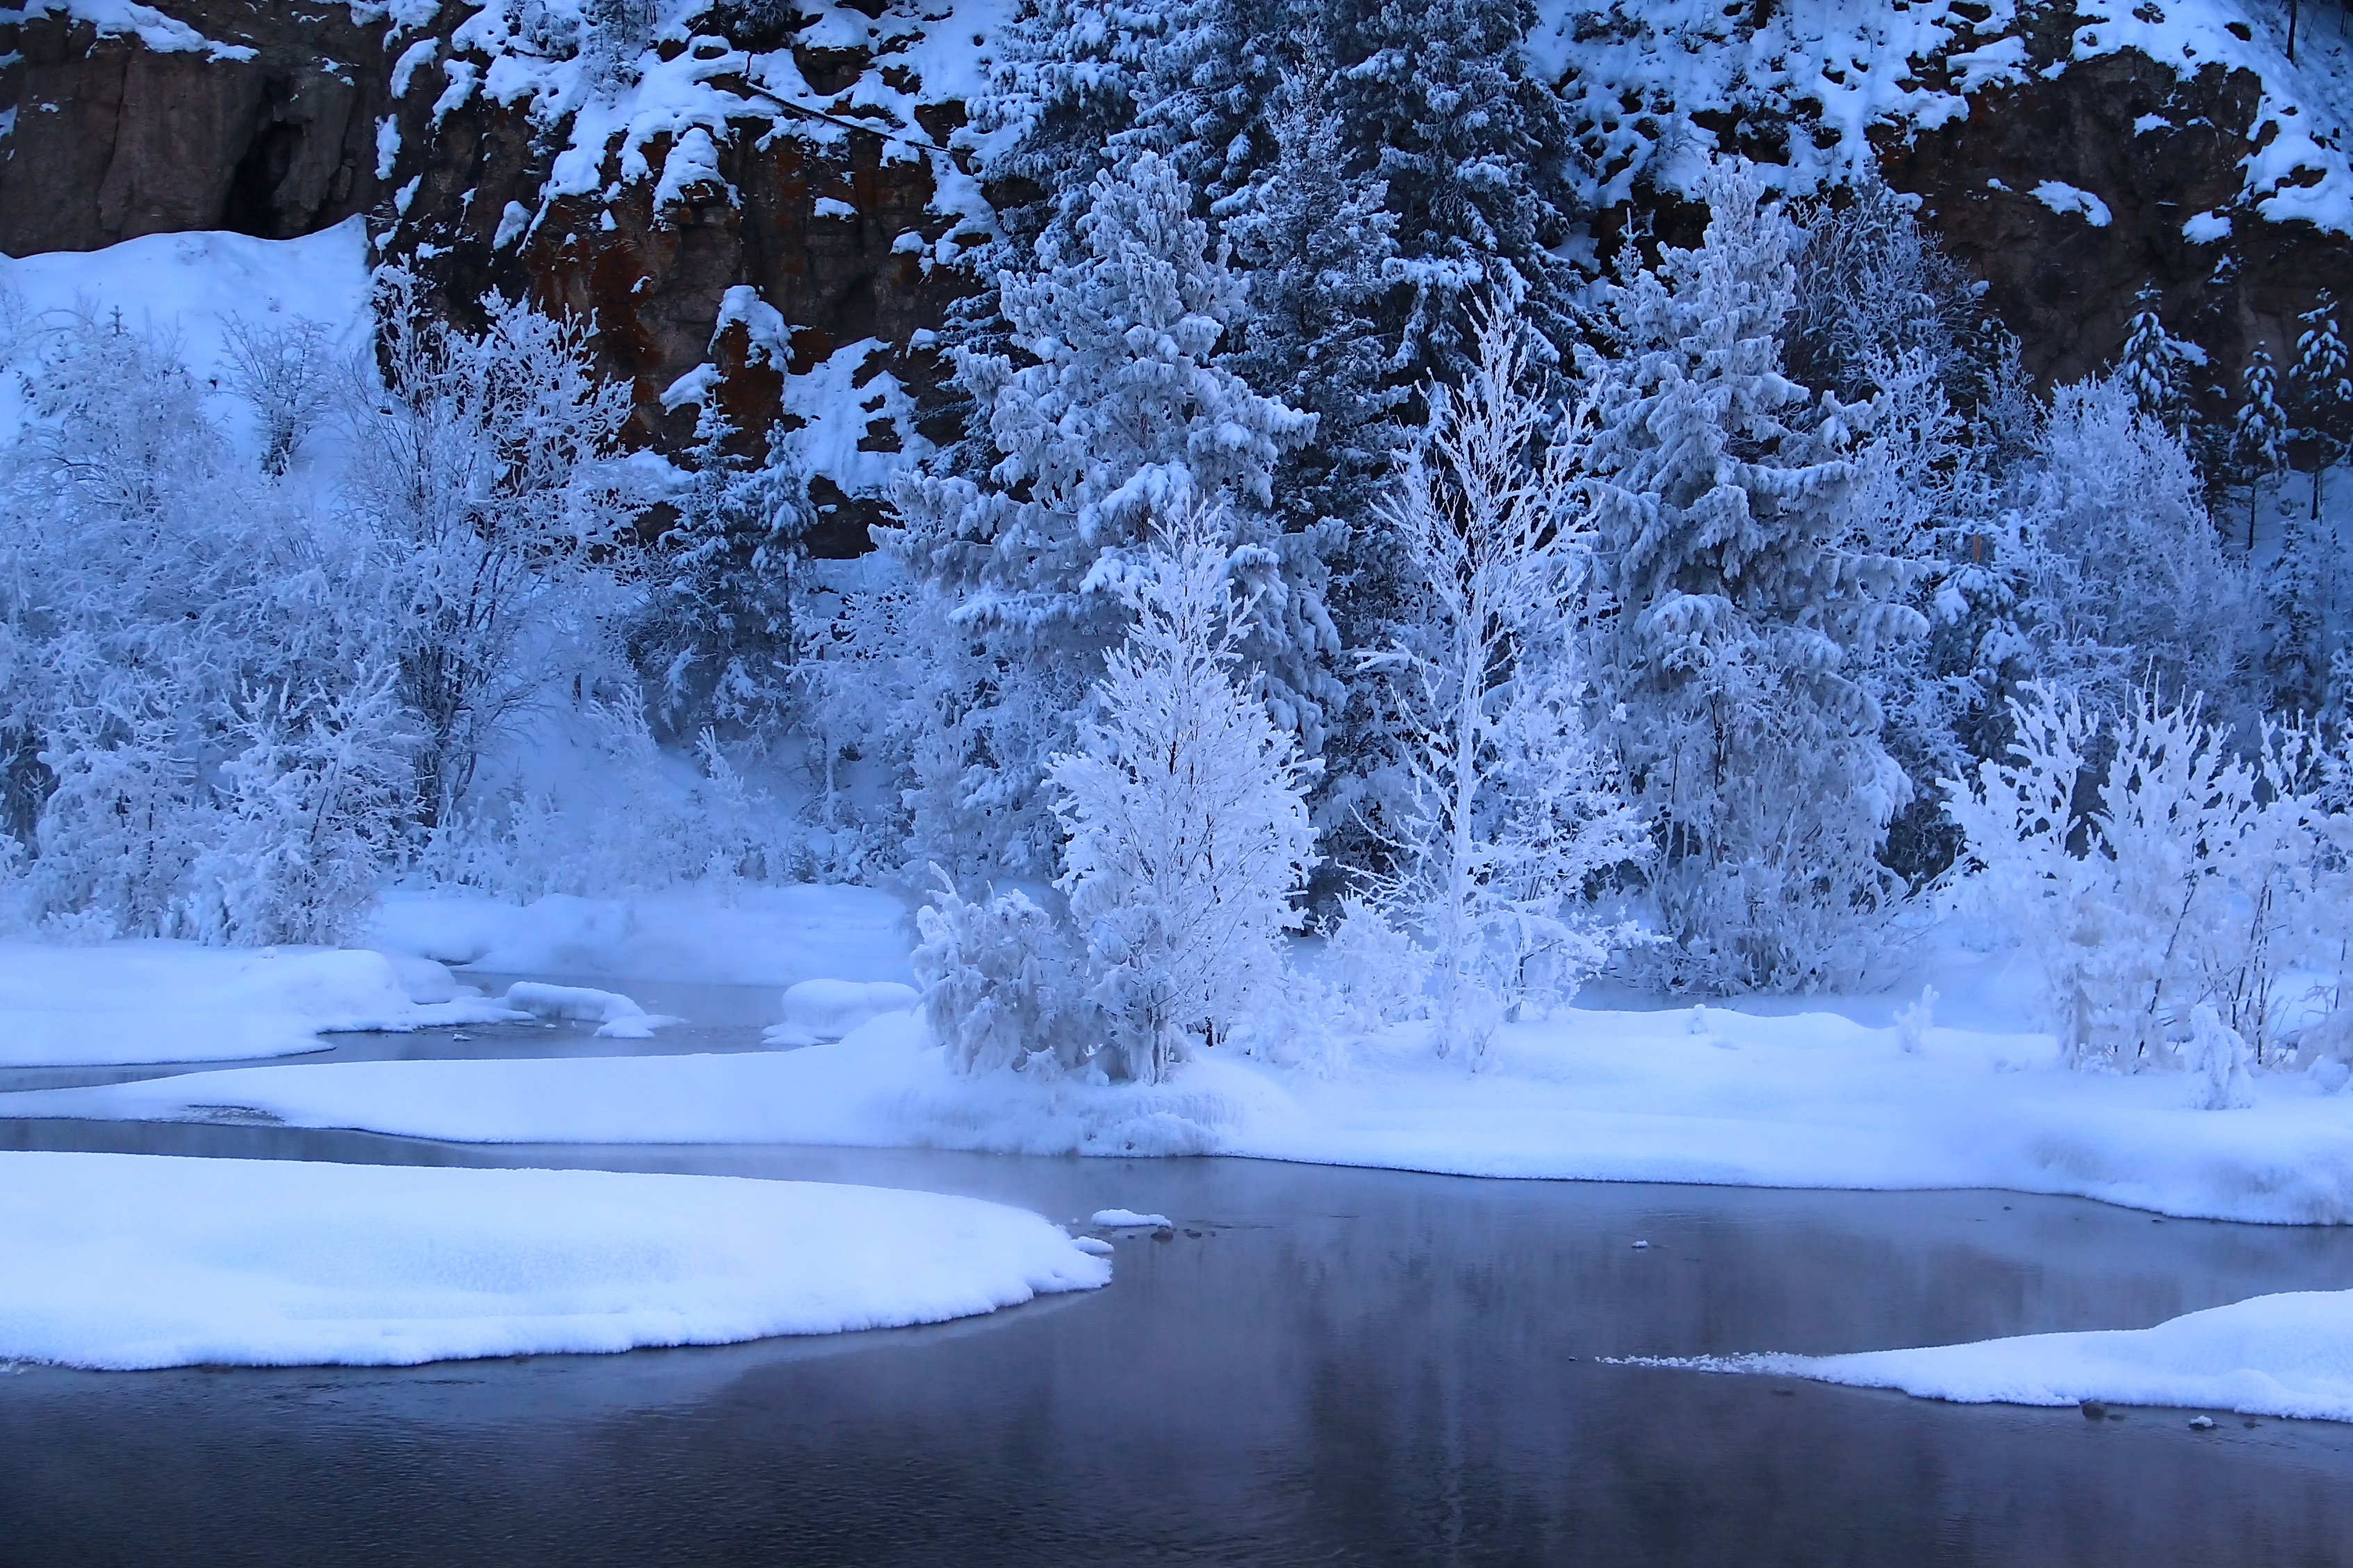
[2291,291,2352,523]
[2233,344,2289,550]
[628,410,811,751]
[2114,285,2197,438]
[1320,0,1583,385]
[1575,163,1925,992]
[888,151,1322,873]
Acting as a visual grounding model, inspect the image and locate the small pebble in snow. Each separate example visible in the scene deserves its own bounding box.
[1183,1228,1202,1238]
[1631,1240,1651,1250]
[2080,1400,2108,1421]
[1152,1228,1174,1243]
[2188,1416,2216,1430]
[2244,1419,2261,1429]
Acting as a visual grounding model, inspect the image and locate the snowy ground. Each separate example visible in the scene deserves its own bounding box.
[0,1150,1108,1370]
[367,884,917,989]
[15,991,2353,1225]
[1632,1289,2353,1425]
[0,941,520,1066]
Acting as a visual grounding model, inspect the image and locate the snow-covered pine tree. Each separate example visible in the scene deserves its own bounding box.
[2113,285,2197,438]
[628,408,811,751]
[2290,291,2352,522]
[2233,343,2289,550]
[887,150,1322,874]
[1320,0,1582,385]
[1368,311,1646,1057]
[1221,49,1416,858]
[1047,504,1319,1082]
[1576,162,1926,992]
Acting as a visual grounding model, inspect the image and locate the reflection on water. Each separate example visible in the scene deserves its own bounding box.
[2,1122,2351,1567]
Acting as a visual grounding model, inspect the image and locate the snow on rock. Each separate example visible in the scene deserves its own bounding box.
[0,941,521,1068]
[366,884,915,989]
[2031,180,2113,226]
[0,1151,1109,1370]
[766,979,920,1047]
[499,982,676,1039]
[1090,1210,1172,1229]
[1643,1290,2353,1424]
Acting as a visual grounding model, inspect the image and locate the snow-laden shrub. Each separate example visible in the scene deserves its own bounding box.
[1947,682,2347,1073]
[911,875,1108,1079]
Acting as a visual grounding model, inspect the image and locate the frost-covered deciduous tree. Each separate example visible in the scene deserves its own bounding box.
[889,151,1322,872]
[1948,682,2345,1071]
[1577,163,1924,992]
[1048,505,1320,1082]
[0,309,404,939]
[347,274,638,828]
[1368,313,1645,1056]
[2008,379,2258,725]
[220,315,338,476]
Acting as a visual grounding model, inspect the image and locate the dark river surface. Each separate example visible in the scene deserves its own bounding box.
[3,1014,2353,1565]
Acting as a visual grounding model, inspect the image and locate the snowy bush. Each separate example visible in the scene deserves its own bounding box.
[912,875,1108,1079]
[1947,682,2347,1071]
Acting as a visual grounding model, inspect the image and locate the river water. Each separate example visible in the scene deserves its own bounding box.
[3,991,2352,1566]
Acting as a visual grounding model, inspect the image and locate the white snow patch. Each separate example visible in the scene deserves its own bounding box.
[1649,1289,2353,1424]
[499,981,675,1039]
[30,990,2353,1222]
[766,978,919,1047]
[1090,1209,1171,1229]
[0,941,518,1068]
[2183,209,2234,243]
[0,1152,1109,1370]
[2032,180,2113,226]
[15,0,252,58]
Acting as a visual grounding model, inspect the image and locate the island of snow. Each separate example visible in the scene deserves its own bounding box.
[0,1152,1110,1369]
[1633,1289,2353,1425]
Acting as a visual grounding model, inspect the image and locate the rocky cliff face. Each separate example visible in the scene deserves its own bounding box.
[6,0,2352,534]
[0,0,393,251]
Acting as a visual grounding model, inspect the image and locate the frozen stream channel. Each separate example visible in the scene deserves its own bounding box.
[2,987,2351,1565]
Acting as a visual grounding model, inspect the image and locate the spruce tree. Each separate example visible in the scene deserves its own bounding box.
[889,151,1322,873]
[2233,345,2288,550]
[2114,286,2197,438]
[2291,292,2352,523]
[1320,0,1583,386]
[1575,163,1926,992]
